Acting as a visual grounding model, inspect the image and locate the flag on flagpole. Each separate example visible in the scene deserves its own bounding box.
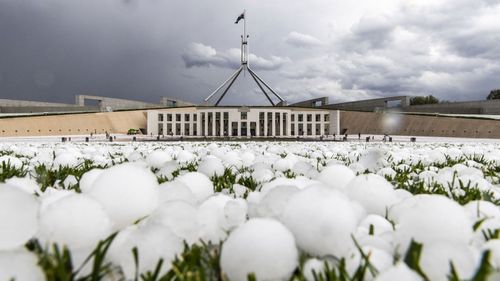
[235,12,245,24]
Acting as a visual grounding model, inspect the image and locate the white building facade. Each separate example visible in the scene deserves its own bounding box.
[147,106,340,138]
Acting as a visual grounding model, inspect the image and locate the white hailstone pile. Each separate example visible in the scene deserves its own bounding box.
[0,141,499,280]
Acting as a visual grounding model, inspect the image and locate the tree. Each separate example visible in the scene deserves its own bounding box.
[410,95,440,105]
[487,89,500,100]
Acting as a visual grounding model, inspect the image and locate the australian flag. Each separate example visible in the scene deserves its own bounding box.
[235,12,245,24]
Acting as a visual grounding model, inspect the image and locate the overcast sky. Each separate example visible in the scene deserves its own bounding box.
[0,0,499,105]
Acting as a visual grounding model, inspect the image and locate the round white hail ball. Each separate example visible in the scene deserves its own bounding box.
[175,172,214,203]
[345,174,398,216]
[156,160,178,180]
[158,181,196,205]
[282,185,359,257]
[4,176,40,194]
[303,258,326,281]
[374,262,423,281]
[147,200,199,245]
[358,214,394,236]
[394,195,473,252]
[176,149,196,164]
[0,249,45,281]
[197,194,232,243]
[79,168,103,193]
[420,242,478,281]
[110,223,183,279]
[145,150,172,168]
[257,185,300,220]
[316,164,355,190]
[89,163,159,229]
[38,193,112,249]
[198,157,225,177]
[53,152,79,168]
[221,218,298,281]
[0,184,39,250]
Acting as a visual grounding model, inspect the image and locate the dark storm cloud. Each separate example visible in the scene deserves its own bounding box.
[0,0,499,105]
[0,0,190,103]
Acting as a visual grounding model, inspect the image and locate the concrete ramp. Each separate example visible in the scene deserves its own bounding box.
[340,111,500,138]
[0,110,147,137]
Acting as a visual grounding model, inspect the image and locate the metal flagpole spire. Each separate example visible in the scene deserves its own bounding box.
[204,10,286,106]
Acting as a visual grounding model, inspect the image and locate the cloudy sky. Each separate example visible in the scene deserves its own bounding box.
[0,0,499,105]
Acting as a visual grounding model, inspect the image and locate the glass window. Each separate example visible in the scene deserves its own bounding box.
[185,114,190,122]
[324,114,330,122]
[158,114,164,122]
[298,114,303,122]
[167,114,172,122]
[307,114,312,122]
[176,114,181,122]
[291,114,295,122]
[315,114,320,122]
[193,114,197,121]
[241,112,247,120]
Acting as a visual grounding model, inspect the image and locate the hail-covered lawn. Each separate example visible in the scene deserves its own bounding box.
[0,141,500,281]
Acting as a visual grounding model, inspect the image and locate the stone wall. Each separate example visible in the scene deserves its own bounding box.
[340,111,500,139]
[0,110,147,137]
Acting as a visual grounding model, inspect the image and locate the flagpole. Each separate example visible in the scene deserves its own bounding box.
[244,9,248,68]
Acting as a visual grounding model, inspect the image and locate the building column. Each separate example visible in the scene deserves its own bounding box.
[264,114,268,136]
[271,113,276,136]
[279,113,284,136]
[256,114,260,137]
[180,116,185,136]
[196,114,201,136]
[211,111,216,136]
[237,122,241,137]
[204,113,208,136]
[287,115,292,137]
[220,113,224,136]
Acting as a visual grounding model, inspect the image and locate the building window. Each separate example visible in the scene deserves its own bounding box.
[291,114,295,122]
[176,114,181,122]
[167,124,173,135]
[324,114,330,122]
[193,114,197,121]
[175,123,181,135]
[307,124,312,135]
[307,114,312,122]
[224,112,229,120]
[259,112,264,120]
[158,114,164,122]
[324,125,330,135]
[167,114,172,121]
[315,124,321,135]
[241,112,247,120]
[185,114,190,122]
[315,114,320,122]
[158,124,163,135]
[298,114,303,122]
